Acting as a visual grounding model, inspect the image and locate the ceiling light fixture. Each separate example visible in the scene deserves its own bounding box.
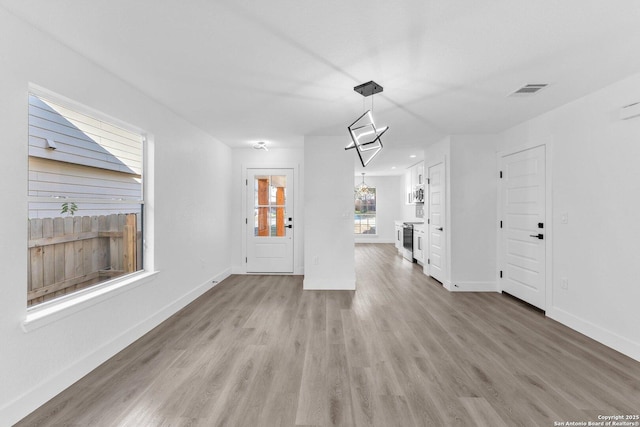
[253,141,269,151]
[355,172,372,199]
[345,81,389,167]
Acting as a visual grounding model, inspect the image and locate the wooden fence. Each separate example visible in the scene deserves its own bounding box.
[28,213,141,306]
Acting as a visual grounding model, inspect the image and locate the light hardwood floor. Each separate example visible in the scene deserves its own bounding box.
[17,244,640,426]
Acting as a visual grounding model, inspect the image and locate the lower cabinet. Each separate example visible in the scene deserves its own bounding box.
[394,223,403,251]
[413,225,425,264]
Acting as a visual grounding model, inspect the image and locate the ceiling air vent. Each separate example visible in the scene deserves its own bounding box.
[509,84,549,97]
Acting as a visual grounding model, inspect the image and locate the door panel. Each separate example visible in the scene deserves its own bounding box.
[247,169,294,273]
[428,162,445,283]
[500,146,546,309]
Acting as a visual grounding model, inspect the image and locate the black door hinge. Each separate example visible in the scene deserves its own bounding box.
[245,257,247,263]
[499,171,503,179]
[427,178,430,184]
[246,179,248,185]
[500,220,503,229]
[499,270,503,278]
[427,259,430,264]
[245,218,248,224]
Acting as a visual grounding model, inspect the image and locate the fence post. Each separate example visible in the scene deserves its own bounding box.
[123,214,137,273]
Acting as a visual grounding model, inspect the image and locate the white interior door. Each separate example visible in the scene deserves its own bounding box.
[500,145,546,309]
[246,169,294,273]
[428,162,446,283]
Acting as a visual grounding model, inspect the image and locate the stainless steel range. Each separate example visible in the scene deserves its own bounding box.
[402,222,424,262]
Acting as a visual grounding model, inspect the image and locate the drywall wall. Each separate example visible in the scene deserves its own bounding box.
[231,147,305,274]
[354,175,403,244]
[449,135,498,291]
[423,135,498,292]
[0,9,233,425]
[304,136,355,290]
[499,72,640,361]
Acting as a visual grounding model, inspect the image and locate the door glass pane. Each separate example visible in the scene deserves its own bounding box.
[254,175,287,237]
[270,175,286,205]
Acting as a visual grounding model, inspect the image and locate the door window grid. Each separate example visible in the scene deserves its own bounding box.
[253,175,287,237]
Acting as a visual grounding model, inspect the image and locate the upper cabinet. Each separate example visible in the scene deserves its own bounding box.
[405,161,425,204]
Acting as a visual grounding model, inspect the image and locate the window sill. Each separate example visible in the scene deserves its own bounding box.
[23,270,159,332]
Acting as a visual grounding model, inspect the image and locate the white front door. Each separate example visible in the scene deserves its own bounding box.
[499,145,546,309]
[246,169,294,273]
[428,162,446,283]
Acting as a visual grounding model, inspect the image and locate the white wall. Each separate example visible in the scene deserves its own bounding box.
[499,72,640,361]
[0,9,233,425]
[231,147,305,274]
[449,135,498,290]
[304,136,355,290]
[423,135,498,292]
[354,175,403,244]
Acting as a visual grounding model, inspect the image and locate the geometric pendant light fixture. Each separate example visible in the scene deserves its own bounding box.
[345,81,389,167]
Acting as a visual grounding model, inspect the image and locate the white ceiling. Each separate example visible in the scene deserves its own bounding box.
[3,0,640,175]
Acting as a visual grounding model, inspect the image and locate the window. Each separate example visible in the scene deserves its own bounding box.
[354,183,376,235]
[27,92,145,307]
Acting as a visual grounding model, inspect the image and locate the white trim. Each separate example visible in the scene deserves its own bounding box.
[496,138,553,310]
[24,270,158,331]
[449,281,499,292]
[28,83,146,136]
[241,163,301,274]
[25,84,156,317]
[424,156,450,287]
[547,307,640,363]
[4,270,230,425]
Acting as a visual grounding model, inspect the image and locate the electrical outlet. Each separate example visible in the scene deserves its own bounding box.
[561,278,568,290]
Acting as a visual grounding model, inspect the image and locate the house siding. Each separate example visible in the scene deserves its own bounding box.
[28,94,142,175]
[28,157,141,218]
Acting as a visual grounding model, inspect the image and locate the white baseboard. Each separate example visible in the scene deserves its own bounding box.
[546,306,640,363]
[232,265,304,275]
[450,281,499,292]
[0,268,231,426]
[303,277,356,290]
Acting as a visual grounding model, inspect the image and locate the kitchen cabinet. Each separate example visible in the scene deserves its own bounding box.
[405,170,414,204]
[405,161,425,204]
[413,223,425,265]
[394,221,403,251]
